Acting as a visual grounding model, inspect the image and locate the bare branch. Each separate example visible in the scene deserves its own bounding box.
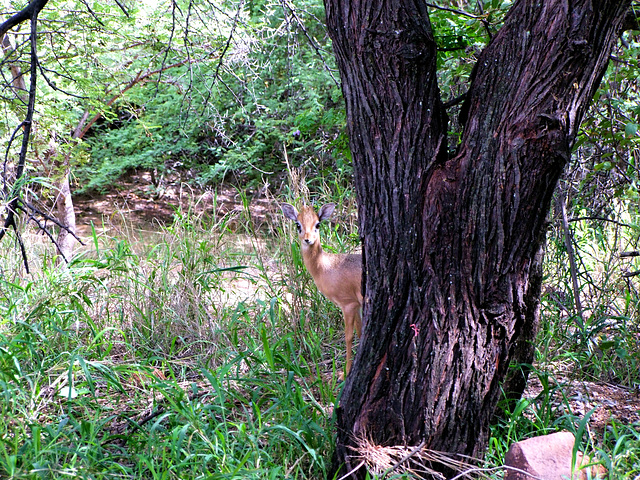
[0,3,45,243]
[78,0,105,27]
[202,0,244,109]
[155,0,180,95]
[17,203,68,264]
[21,200,85,246]
[0,0,50,40]
[443,92,467,109]
[113,0,130,17]
[281,0,340,88]
[424,2,483,19]
[568,215,635,229]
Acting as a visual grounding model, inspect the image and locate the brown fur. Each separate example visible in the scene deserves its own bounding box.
[282,203,363,376]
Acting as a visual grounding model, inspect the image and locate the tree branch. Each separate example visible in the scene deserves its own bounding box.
[202,0,243,109]
[21,200,84,245]
[443,92,467,109]
[568,215,634,229]
[78,58,192,138]
[17,203,69,264]
[621,269,640,278]
[0,0,49,272]
[0,0,49,40]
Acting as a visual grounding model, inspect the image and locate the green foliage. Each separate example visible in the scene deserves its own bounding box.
[62,0,349,193]
[78,87,204,193]
[598,421,640,477]
[0,0,347,198]
[3,0,640,477]
[0,201,352,479]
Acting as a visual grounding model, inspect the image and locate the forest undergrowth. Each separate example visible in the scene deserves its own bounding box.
[1,182,640,479]
[0,0,639,477]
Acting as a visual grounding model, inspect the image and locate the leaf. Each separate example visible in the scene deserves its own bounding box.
[594,161,613,171]
[57,386,89,399]
[625,122,639,137]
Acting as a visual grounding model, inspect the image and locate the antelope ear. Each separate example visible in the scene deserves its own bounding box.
[281,203,299,221]
[318,203,336,222]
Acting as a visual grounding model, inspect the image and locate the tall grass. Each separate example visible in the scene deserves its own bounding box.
[0,188,358,479]
[1,184,639,478]
[486,198,640,477]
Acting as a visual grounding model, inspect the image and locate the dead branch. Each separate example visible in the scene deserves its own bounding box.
[0,1,49,271]
[21,200,84,246]
[561,192,585,328]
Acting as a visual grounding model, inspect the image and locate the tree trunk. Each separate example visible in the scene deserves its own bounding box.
[55,171,76,261]
[45,132,78,263]
[325,1,631,477]
[52,113,90,263]
[2,34,27,102]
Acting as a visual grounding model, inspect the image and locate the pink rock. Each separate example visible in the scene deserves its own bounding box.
[504,431,606,480]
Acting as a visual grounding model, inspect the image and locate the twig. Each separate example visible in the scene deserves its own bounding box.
[336,460,366,480]
[78,0,105,27]
[281,0,340,88]
[113,0,129,17]
[424,2,483,19]
[105,388,210,445]
[621,269,640,278]
[561,192,584,329]
[154,0,179,96]
[449,464,545,480]
[17,204,68,264]
[569,215,634,229]
[425,1,493,40]
[202,0,243,109]
[381,440,426,478]
[21,200,85,245]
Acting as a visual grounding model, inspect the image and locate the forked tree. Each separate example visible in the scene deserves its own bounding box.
[323,0,634,477]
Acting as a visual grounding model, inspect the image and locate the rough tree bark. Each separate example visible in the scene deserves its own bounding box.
[324,0,631,477]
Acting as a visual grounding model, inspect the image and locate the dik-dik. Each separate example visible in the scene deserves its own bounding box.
[281,202,363,376]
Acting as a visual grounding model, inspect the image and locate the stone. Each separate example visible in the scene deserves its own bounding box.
[504,431,607,480]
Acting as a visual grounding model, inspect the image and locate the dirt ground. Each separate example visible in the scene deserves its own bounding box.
[524,369,640,437]
[73,170,276,237]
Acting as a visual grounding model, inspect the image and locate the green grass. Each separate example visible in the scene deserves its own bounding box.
[1,189,640,479]
[485,202,640,478]
[0,199,351,479]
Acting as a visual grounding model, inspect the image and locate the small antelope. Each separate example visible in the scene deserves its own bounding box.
[282,202,363,376]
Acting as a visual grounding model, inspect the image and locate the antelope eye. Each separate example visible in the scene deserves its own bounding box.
[315,222,320,230]
[296,222,302,233]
